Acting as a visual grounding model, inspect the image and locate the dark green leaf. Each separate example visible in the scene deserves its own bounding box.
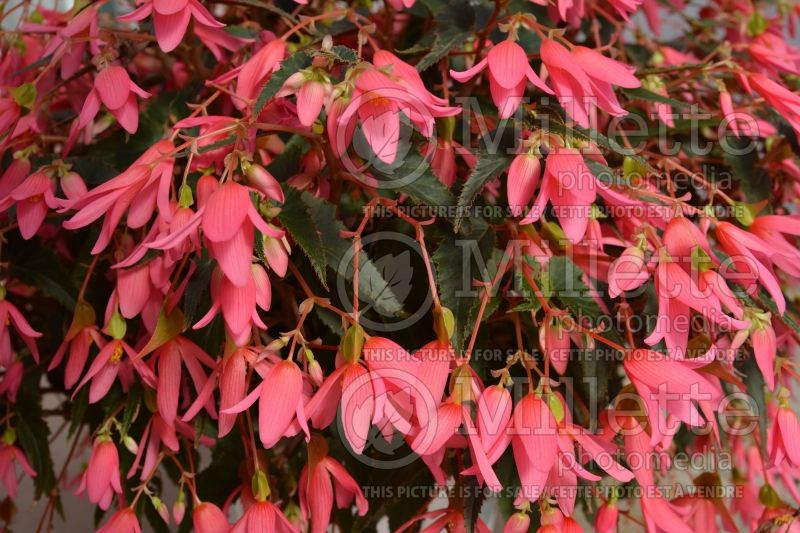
[278,185,328,288]
[454,153,512,232]
[254,51,312,116]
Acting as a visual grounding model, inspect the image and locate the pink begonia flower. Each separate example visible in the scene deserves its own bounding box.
[540,314,571,374]
[624,348,722,446]
[511,393,558,502]
[63,140,176,254]
[231,499,297,533]
[451,38,553,119]
[0,157,30,199]
[73,336,154,403]
[201,180,284,286]
[78,438,122,510]
[507,152,541,216]
[49,315,102,389]
[520,147,615,243]
[608,245,651,297]
[96,508,141,533]
[181,346,254,437]
[222,359,310,448]
[540,39,640,128]
[748,32,800,76]
[277,71,332,127]
[504,511,531,533]
[0,442,36,499]
[0,171,57,239]
[746,73,800,138]
[193,501,230,533]
[595,502,619,533]
[0,291,42,365]
[118,0,224,53]
[622,418,693,533]
[298,435,368,533]
[643,256,749,353]
[749,215,800,279]
[607,0,644,21]
[155,336,216,427]
[0,360,24,402]
[66,65,152,152]
[193,265,273,346]
[769,403,800,468]
[235,39,287,108]
[715,221,786,314]
[127,413,212,481]
[476,384,513,465]
[336,64,460,165]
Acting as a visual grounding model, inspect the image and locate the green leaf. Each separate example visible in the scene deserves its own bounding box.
[183,257,214,326]
[723,136,770,202]
[547,256,604,321]
[739,351,768,446]
[624,87,691,110]
[372,152,455,207]
[15,379,56,499]
[301,192,405,317]
[432,221,497,351]
[416,0,480,71]
[120,385,142,439]
[454,153,512,232]
[278,185,328,288]
[254,50,312,116]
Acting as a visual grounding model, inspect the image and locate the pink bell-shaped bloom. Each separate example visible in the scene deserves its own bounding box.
[715,221,786,314]
[0,171,58,239]
[231,499,296,533]
[201,180,284,287]
[608,245,651,298]
[643,252,749,355]
[540,39,640,128]
[235,39,287,108]
[623,418,693,533]
[540,314,571,374]
[504,511,531,533]
[0,157,30,199]
[118,0,225,53]
[66,65,151,152]
[78,438,122,510]
[221,359,310,448]
[181,346,254,437]
[278,71,331,127]
[337,67,460,164]
[298,435,368,533]
[749,215,800,279]
[0,442,36,499]
[451,38,553,118]
[0,360,24,402]
[624,348,722,445]
[193,265,272,345]
[595,502,619,533]
[747,73,800,138]
[193,501,231,533]
[63,140,176,253]
[511,393,559,502]
[96,508,141,533]
[476,384,513,465]
[769,403,800,468]
[507,153,541,216]
[155,336,217,427]
[520,147,599,243]
[0,291,42,365]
